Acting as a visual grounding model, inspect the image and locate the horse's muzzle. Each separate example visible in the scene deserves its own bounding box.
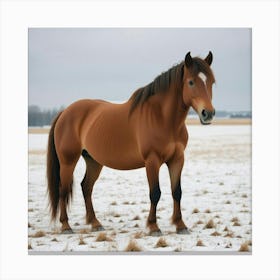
[200,109,215,125]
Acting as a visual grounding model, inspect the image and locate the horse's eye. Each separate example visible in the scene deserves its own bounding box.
[188,80,194,87]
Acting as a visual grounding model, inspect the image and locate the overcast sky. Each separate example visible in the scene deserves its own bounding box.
[29,28,251,111]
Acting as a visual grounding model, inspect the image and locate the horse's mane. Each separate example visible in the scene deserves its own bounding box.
[129,57,215,114]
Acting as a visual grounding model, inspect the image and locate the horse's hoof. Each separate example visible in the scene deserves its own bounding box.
[92,226,105,232]
[176,228,190,235]
[61,229,74,234]
[149,230,162,236]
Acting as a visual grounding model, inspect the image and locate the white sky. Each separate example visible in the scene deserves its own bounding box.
[29,28,251,111]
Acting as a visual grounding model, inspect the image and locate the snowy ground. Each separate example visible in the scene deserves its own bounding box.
[28,125,251,254]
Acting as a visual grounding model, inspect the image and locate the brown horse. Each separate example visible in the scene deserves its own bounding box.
[47,51,215,235]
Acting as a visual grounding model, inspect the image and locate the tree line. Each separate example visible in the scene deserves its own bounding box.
[28,105,64,127]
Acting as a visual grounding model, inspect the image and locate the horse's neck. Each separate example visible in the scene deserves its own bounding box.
[160,88,188,128]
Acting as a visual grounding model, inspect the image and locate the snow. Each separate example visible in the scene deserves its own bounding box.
[28,125,251,253]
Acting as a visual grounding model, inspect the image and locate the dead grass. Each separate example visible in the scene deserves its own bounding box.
[224,232,234,238]
[204,219,215,229]
[239,242,250,252]
[125,240,142,252]
[231,217,239,223]
[110,201,117,206]
[192,208,200,214]
[223,226,229,231]
[196,240,205,247]
[225,200,231,204]
[196,220,204,225]
[96,232,113,242]
[51,238,58,242]
[120,229,129,234]
[31,230,46,238]
[225,242,232,248]
[210,231,221,236]
[132,215,140,221]
[204,209,211,213]
[113,213,121,218]
[155,237,168,248]
[28,223,31,228]
[241,194,248,198]
[28,242,32,249]
[78,235,87,245]
[233,221,241,226]
[74,222,80,226]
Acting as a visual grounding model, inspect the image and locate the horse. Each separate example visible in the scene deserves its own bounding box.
[47,51,216,235]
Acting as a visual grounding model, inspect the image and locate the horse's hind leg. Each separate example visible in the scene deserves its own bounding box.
[81,150,103,231]
[59,162,77,234]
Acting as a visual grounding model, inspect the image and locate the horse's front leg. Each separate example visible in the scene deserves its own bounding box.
[145,153,162,236]
[167,152,189,234]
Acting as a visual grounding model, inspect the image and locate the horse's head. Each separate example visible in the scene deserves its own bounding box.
[182,51,215,125]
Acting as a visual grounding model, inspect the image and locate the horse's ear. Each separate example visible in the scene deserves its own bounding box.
[205,51,213,66]
[185,52,193,68]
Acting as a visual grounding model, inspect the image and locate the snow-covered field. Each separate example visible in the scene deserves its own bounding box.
[28,125,251,254]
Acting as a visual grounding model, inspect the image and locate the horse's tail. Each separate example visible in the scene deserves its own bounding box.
[47,111,63,221]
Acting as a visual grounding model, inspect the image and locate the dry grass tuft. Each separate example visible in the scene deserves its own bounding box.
[32,230,46,238]
[28,242,32,249]
[225,200,231,204]
[223,226,229,232]
[225,242,232,248]
[123,201,130,205]
[205,209,211,213]
[242,194,248,198]
[196,239,205,247]
[113,213,121,218]
[210,231,221,236]
[78,235,87,245]
[192,208,200,214]
[196,220,204,225]
[125,240,142,252]
[120,229,129,234]
[224,232,234,238]
[51,237,58,242]
[239,242,250,252]
[204,219,215,229]
[74,222,80,226]
[233,221,241,226]
[110,201,117,206]
[96,232,112,242]
[134,223,140,228]
[132,215,140,221]
[231,217,239,223]
[28,223,31,228]
[155,237,168,248]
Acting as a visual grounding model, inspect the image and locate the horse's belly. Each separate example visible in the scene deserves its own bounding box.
[84,127,144,170]
[88,145,145,170]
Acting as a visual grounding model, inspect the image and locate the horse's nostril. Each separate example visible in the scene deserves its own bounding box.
[202,109,207,118]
